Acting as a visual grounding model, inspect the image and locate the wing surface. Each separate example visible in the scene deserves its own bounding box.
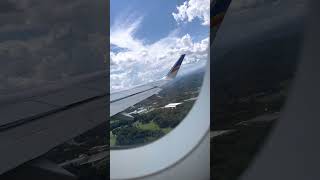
[110,54,185,116]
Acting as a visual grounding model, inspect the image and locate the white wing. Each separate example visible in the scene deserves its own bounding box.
[0,54,185,175]
[110,54,185,116]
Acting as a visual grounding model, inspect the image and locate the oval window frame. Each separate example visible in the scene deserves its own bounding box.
[110,57,210,179]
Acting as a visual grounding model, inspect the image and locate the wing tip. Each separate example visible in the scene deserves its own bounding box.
[165,54,186,80]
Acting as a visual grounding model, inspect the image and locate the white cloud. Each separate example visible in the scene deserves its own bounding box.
[172,0,210,26]
[110,17,209,92]
[110,15,144,51]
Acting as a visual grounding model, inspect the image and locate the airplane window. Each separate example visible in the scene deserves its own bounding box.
[110,0,210,148]
[210,1,307,180]
[0,0,106,95]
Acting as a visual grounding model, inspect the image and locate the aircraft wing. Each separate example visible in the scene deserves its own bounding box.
[0,71,107,175]
[110,54,185,116]
[0,54,185,175]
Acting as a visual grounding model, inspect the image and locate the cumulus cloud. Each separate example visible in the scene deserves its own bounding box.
[110,16,209,91]
[172,0,210,26]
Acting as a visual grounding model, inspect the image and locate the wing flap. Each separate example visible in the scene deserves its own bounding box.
[110,87,162,116]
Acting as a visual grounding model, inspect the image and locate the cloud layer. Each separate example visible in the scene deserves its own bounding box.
[172,0,210,26]
[110,13,209,91]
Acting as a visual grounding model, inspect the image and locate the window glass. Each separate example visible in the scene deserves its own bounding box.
[110,0,210,148]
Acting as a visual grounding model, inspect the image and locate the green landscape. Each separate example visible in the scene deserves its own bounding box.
[110,69,205,147]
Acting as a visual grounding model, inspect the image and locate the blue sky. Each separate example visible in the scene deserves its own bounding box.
[110,0,210,91]
[111,0,209,44]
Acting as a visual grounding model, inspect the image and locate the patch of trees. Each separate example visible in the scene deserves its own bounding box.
[110,119,132,130]
[137,101,195,129]
[115,126,164,146]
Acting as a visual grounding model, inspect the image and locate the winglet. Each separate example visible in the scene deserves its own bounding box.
[165,54,185,80]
